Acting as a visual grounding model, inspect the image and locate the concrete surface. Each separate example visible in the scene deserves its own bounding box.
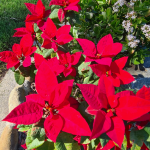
[0,70,17,136]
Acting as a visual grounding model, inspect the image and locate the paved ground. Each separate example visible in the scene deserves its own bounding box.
[0,70,17,136]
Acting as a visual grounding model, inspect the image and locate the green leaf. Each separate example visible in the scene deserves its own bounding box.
[49,9,59,19]
[34,23,40,33]
[99,133,110,147]
[19,126,30,132]
[14,71,25,85]
[80,136,90,144]
[102,12,106,20]
[10,67,15,72]
[133,58,140,65]
[43,49,54,58]
[36,141,55,150]
[78,62,91,75]
[54,132,75,150]
[131,143,141,150]
[28,138,45,149]
[106,7,112,19]
[130,129,149,147]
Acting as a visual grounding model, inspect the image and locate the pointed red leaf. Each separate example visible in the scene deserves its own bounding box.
[90,64,109,78]
[35,0,45,16]
[0,51,17,63]
[97,34,113,54]
[113,57,128,69]
[13,27,28,37]
[20,34,33,48]
[44,115,64,142]
[68,97,79,109]
[136,86,150,100]
[90,110,112,140]
[12,44,22,56]
[76,38,96,57]
[25,3,36,14]
[44,18,57,39]
[26,94,45,106]
[106,116,125,148]
[116,96,150,120]
[56,34,73,45]
[56,25,71,38]
[97,140,115,150]
[95,57,112,66]
[64,5,80,12]
[3,101,43,125]
[71,52,82,65]
[34,53,46,69]
[43,9,51,18]
[86,106,98,115]
[35,61,58,100]
[98,75,115,97]
[59,107,91,136]
[7,59,20,69]
[117,70,134,85]
[58,8,65,22]
[47,57,65,75]
[50,82,69,108]
[77,83,104,110]
[23,56,31,67]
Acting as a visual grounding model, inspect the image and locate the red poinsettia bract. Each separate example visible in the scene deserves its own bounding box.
[90,56,134,87]
[0,34,36,69]
[76,34,122,66]
[49,0,81,22]
[13,15,35,39]
[57,50,82,77]
[25,0,50,30]
[77,76,150,147]
[41,18,73,51]
[3,62,91,142]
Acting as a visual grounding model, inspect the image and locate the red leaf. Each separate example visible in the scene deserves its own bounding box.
[58,9,65,22]
[59,107,91,136]
[136,86,150,100]
[12,44,22,56]
[90,64,109,78]
[20,34,33,48]
[35,0,45,16]
[106,116,125,148]
[71,52,82,65]
[34,53,46,69]
[97,140,115,150]
[97,34,113,55]
[43,9,51,18]
[44,18,57,39]
[113,57,128,69]
[26,94,45,106]
[25,3,36,14]
[115,96,150,120]
[86,106,97,115]
[44,115,64,142]
[77,83,106,109]
[95,57,112,66]
[90,110,112,140]
[13,27,28,37]
[0,51,17,63]
[64,5,80,12]
[68,97,79,109]
[23,56,31,67]
[3,101,43,125]
[117,70,134,85]
[56,25,71,37]
[47,57,65,75]
[76,38,96,57]
[56,34,73,45]
[35,61,58,100]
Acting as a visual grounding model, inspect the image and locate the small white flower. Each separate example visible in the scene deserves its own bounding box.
[131,15,136,19]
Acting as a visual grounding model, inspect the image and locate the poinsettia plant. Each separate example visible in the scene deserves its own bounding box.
[1,0,150,150]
